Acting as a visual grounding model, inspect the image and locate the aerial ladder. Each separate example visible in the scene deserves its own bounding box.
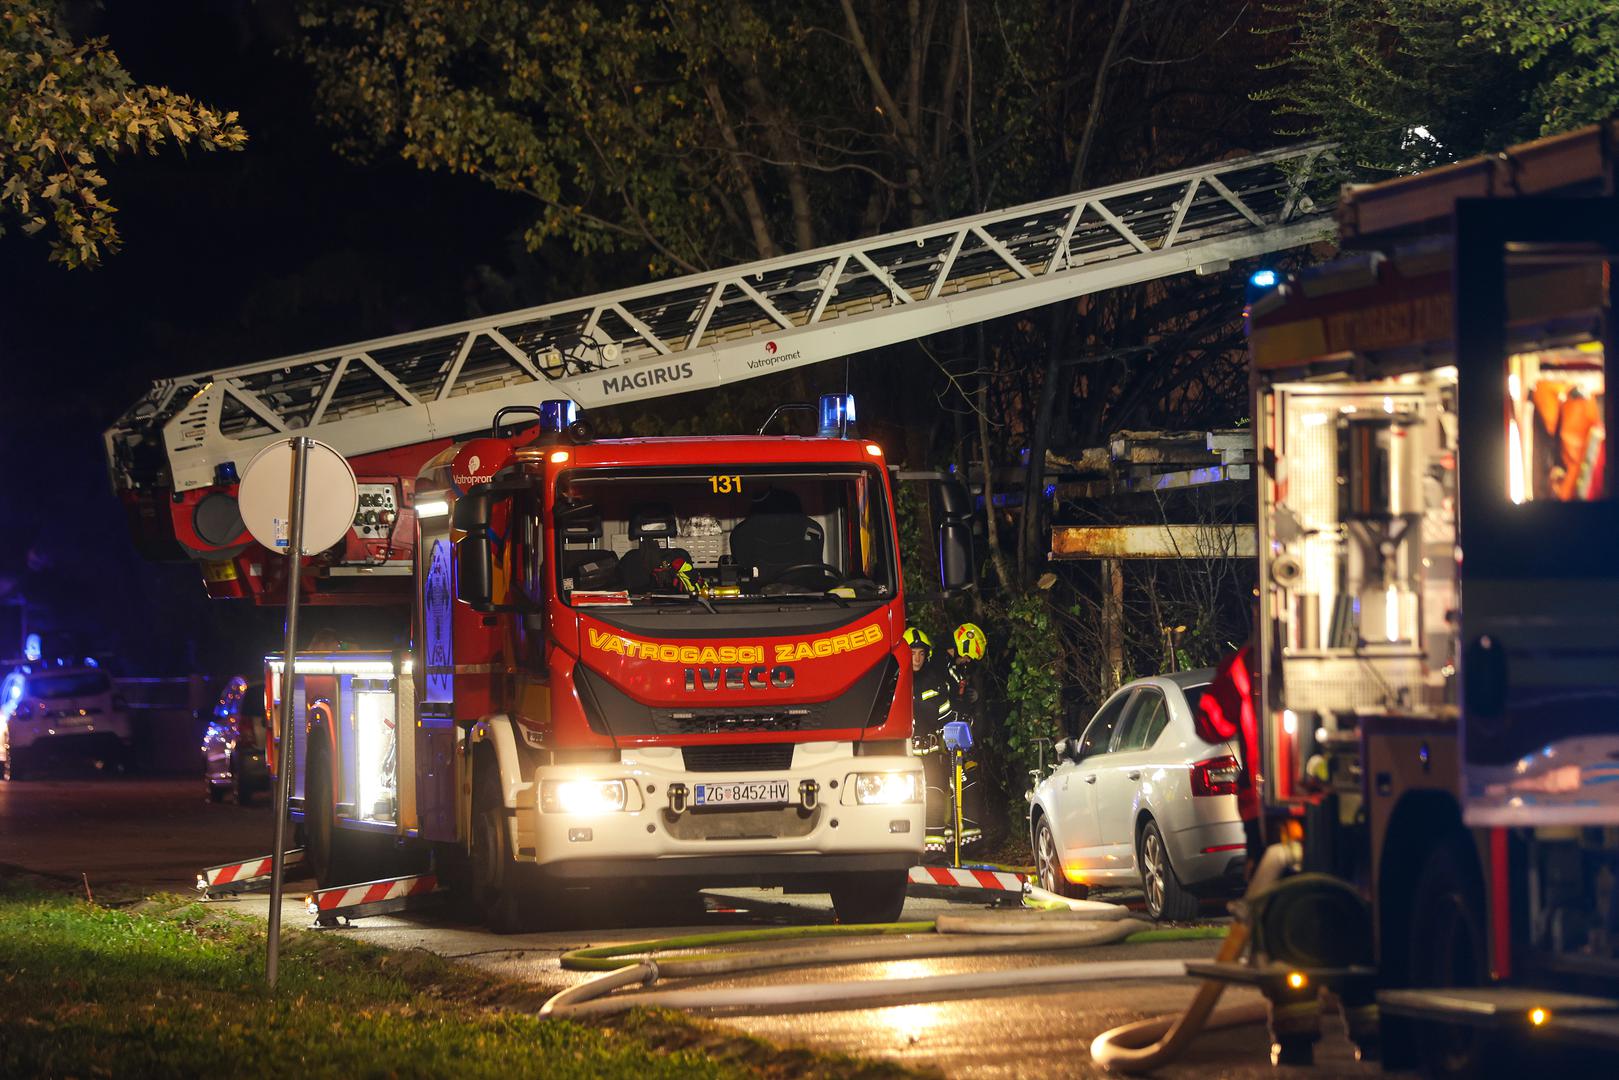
[106,142,1334,598]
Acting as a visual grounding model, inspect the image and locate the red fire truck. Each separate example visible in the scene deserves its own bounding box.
[107,142,1332,930]
[1242,123,1619,1071]
[260,396,965,929]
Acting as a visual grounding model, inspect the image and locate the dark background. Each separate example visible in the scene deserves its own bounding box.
[1,1,552,674]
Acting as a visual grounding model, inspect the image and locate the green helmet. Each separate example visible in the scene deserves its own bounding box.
[903,627,933,655]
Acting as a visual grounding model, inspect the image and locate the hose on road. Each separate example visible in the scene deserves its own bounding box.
[543,907,1206,1019]
[1087,841,1301,1074]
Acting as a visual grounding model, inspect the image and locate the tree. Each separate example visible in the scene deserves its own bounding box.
[0,0,246,269]
[1259,0,1619,179]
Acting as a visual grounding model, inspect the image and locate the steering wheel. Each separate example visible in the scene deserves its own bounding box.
[760,562,845,589]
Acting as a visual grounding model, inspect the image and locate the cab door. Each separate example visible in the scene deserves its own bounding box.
[1455,196,1619,826]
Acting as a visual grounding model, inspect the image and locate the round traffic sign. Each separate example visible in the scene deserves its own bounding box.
[237,438,359,556]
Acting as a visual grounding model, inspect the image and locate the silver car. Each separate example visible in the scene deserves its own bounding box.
[1027,669,1246,920]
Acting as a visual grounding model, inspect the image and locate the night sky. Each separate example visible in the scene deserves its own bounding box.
[1,1,544,673]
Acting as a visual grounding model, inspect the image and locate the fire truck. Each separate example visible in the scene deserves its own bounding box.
[107,142,1331,930]
[1245,122,1619,1070]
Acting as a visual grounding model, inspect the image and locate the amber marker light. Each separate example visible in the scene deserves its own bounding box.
[865,443,883,456]
[1529,1007,1549,1027]
[549,450,571,463]
[1286,972,1307,990]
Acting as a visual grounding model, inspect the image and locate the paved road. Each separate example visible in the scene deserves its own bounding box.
[0,773,274,893]
[0,776,1384,1077]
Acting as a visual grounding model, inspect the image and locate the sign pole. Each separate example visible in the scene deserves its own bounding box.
[267,435,310,989]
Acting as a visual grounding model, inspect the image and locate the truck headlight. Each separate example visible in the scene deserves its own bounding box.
[852,771,921,805]
[541,779,628,815]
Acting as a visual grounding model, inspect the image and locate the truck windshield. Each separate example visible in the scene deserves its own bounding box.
[553,465,897,606]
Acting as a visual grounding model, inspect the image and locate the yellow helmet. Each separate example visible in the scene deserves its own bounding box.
[953,622,987,661]
[903,627,933,654]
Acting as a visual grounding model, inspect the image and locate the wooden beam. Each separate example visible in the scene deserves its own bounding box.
[1050,524,1256,560]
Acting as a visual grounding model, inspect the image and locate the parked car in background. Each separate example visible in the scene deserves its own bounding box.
[203,677,270,805]
[1027,668,1246,920]
[1,665,133,779]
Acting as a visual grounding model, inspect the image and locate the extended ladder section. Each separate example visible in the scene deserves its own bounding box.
[107,143,1333,495]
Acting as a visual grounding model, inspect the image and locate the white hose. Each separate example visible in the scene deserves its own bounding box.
[540,919,1150,1018]
[1088,840,1302,1074]
[552,958,1191,1019]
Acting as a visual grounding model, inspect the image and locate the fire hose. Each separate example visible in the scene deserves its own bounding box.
[1087,840,1300,1073]
[540,909,1227,1020]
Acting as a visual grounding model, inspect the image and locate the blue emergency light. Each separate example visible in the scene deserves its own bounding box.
[539,399,580,433]
[1249,268,1277,289]
[942,719,973,752]
[23,633,41,663]
[817,393,856,438]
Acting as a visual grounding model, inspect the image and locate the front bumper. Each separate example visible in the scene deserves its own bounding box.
[517,741,924,881]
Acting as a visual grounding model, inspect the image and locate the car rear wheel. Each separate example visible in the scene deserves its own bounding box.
[231,751,256,806]
[1139,818,1199,921]
[1035,816,1088,899]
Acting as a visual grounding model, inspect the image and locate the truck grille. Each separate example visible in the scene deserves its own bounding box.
[654,706,819,736]
[681,744,795,773]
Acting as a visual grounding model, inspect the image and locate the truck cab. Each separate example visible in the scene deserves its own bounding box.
[277,397,971,930]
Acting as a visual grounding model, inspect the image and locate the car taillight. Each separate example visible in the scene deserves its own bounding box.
[1191,754,1240,797]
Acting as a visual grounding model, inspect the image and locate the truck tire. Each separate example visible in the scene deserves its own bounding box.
[471,753,530,934]
[829,869,909,924]
[1139,818,1199,922]
[1407,841,1512,1078]
[305,739,372,887]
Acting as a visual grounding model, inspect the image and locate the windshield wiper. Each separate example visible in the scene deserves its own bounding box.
[757,590,849,608]
[637,592,718,614]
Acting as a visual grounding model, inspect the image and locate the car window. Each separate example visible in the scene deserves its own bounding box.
[1077,692,1132,761]
[25,671,111,698]
[1114,689,1167,752]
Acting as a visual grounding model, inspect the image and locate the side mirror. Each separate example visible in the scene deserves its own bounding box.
[936,478,974,595]
[452,476,532,613]
[455,530,493,611]
[1053,737,1075,763]
[938,520,973,594]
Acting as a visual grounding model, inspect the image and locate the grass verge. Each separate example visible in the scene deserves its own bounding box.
[0,872,928,1079]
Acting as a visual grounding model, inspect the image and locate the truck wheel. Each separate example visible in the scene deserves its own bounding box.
[830,869,909,924]
[305,739,372,887]
[1407,842,1510,1078]
[1035,816,1089,900]
[1139,818,1199,922]
[471,754,530,934]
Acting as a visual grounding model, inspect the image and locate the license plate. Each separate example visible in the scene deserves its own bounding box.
[694,779,790,807]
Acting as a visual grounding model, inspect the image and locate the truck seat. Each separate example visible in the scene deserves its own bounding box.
[729,488,824,583]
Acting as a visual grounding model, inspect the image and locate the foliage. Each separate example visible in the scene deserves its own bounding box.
[0,878,907,1079]
[0,0,246,268]
[994,588,1065,819]
[1464,1,1619,133]
[1259,0,1619,178]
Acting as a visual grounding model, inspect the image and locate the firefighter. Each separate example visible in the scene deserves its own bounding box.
[905,628,953,738]
[1193,603,1265,877]
[944,622,987,726]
